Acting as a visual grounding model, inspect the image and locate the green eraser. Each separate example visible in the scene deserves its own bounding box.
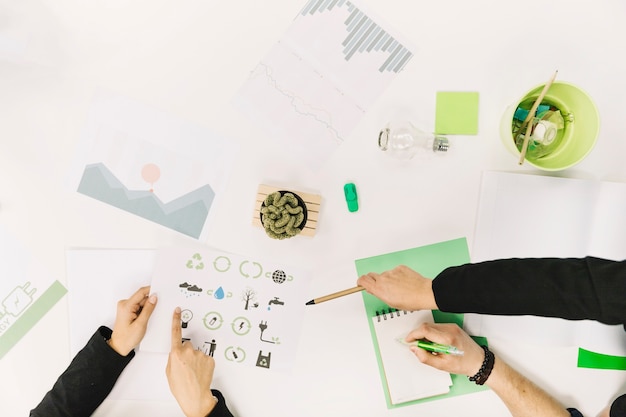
[343,183,358,212]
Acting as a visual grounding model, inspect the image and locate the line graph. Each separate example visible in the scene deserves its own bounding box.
[253,61,343,144]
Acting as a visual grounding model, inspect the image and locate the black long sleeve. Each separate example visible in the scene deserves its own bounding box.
[30,326,133,417]
[432,257,626,326]
[30,326,235,417]
[211,389,235,417]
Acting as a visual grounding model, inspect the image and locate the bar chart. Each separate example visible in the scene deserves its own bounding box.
[235,0,415,169]
[300,0,413,73]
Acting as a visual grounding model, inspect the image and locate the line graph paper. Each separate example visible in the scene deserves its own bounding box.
[234,0,415,169]
[255,61,343,143]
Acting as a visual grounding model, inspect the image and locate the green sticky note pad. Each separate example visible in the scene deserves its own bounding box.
[435,91,480,135]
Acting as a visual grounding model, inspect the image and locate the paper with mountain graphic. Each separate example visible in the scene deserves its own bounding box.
[69,93,238,240]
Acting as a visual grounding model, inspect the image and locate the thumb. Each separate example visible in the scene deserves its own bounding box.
[136,294,158,325]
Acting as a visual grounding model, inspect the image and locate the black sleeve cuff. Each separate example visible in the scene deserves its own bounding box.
[94,326,136,367]
[208,389,235,417]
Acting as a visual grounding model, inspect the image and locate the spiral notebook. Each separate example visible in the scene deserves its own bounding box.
[371,308,453,405]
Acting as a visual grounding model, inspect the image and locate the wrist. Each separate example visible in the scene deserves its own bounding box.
[468,345,495,385]
[422,278,438,310]
[186,394,218,417]
[106,336,132,356]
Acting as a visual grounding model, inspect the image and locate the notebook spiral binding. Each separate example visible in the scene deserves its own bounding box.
[374,308,413,322]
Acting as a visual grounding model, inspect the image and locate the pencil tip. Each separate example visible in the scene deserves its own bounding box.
[305,300,315,305]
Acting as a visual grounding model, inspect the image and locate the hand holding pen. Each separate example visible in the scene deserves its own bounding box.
[404,322,486,378]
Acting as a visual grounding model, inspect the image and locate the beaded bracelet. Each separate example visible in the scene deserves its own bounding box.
[469,345,495,385]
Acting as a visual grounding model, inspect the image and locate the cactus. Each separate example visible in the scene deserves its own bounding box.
[260,191,306,239]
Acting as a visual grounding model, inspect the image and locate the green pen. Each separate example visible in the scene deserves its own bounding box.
[415,339,464,356]
[397,337,464,356]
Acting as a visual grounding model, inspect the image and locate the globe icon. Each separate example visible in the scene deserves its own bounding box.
[271,270,287,284]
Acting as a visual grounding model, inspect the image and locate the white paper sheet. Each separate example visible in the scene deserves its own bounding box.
[142,246,311,373]
[0,226,65,359]
[234,0,415,169]
[67,92,238,240]
[66,249,174,401]
[467,171,626,355]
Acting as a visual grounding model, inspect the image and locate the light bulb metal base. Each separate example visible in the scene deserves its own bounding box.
[433,136,449,152]
[378,128,390,151]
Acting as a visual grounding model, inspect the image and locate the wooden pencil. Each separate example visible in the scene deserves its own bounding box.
[518,70,559,165]
[305,286,364,305]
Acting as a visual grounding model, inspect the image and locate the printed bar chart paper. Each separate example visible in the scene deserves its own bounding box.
[234,0,415,169]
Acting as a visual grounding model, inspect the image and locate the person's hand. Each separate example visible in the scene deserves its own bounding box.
[166,307,218,417]
[357,265,437,311]
[405,322,485,377]
[108,286,158,356]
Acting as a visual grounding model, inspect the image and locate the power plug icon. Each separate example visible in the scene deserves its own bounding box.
[2,282,37,317]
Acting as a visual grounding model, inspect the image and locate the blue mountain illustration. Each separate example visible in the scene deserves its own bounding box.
[77,163,214,239]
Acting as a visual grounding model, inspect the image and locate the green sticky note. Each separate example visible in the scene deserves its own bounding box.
[435,91,480,135]
[577,348,626,370]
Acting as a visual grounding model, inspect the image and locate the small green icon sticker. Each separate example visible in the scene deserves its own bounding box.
[203,311,223,330]
[231,316,252,335]
[186,253,205,270]
[213,256,231,272]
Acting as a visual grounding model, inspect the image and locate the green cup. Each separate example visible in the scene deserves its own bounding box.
[499,81,600,171]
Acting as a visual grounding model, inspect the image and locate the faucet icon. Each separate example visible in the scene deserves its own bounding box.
[268,297,284,306]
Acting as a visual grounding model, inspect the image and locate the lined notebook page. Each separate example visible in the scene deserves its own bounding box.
[371,309,452,404]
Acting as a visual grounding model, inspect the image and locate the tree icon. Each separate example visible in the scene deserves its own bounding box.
[241,287,258,310]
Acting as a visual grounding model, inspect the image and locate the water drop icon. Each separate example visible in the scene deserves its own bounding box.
[214,287,225,300]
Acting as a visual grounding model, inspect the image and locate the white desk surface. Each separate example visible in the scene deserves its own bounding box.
[2,1,626,416]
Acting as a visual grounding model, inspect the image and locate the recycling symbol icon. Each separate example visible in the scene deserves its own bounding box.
[186,253,205,270]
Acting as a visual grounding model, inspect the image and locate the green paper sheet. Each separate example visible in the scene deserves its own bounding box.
[355,237,488,409]
[435,91,480,135]
[578,348,626,370]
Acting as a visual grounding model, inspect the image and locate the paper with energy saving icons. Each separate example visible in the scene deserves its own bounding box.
[0,226,66,359]
[142,247,310,372]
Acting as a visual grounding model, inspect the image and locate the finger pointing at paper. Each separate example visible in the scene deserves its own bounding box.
[166,307,218,417]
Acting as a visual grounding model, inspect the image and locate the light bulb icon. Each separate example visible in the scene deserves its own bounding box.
[181,309,193,328]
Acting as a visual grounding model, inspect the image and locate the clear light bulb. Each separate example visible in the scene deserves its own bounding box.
[378,120,449,160]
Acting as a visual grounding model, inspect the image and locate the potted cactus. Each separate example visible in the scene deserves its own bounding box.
[260,191,307,240]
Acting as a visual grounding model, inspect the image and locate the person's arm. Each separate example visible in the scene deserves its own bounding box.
[30,287,157,417]
[433,257,626,325]
[483,355,571,417]
[167,307,234,417]
[406,323,572,417]
[357,257,626,326]
[30,326,134,417]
